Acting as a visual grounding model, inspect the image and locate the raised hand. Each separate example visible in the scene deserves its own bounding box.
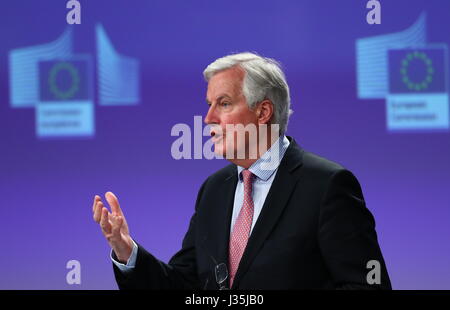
[93,192,134,263]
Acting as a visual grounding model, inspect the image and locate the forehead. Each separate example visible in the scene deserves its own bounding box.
[206,66,245,101]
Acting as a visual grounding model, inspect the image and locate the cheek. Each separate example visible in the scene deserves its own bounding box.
[219,109,258,148]
[222,110,257,129]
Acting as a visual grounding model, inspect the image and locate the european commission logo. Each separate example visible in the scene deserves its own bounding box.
[9,25,140,138]
[356,13,449,132]
[386,47,449,131]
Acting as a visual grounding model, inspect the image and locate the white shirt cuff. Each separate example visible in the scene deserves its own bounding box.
[110,239,138,272]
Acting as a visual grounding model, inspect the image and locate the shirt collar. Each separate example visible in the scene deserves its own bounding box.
[237,135,290,182]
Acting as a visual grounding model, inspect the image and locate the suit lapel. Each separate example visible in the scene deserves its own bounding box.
[231,138,304,288]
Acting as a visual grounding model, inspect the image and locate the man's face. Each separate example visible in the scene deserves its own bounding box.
[204,66,259,159]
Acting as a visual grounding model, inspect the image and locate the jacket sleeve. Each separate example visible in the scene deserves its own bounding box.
[318,169,392,290]
[113,178,208,289]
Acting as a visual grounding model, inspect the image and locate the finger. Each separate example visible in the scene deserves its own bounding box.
[93,201,104,223]
[105,191,123,217]
[92,195,101,213]
[100,207,112,234]
[111,215,123,237]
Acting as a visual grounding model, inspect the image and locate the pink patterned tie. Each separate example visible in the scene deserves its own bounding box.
[228,169,255,288]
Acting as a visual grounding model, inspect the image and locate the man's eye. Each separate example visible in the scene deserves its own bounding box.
[221,102,230,107]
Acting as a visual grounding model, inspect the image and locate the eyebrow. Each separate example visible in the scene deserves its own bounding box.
[206,94,232,105]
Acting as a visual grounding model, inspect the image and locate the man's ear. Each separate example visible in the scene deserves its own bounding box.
[257,99,274,125]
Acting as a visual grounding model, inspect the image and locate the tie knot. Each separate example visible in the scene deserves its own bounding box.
[241,169,255,185]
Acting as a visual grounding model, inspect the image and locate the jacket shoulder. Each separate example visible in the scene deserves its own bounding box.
[301,150,348,179]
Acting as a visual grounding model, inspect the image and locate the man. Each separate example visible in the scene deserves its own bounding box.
[92,52,391,289]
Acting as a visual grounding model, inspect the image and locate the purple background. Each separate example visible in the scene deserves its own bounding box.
[0,0,449,289]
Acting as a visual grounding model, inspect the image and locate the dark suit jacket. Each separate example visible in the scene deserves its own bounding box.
[113,137,391,290]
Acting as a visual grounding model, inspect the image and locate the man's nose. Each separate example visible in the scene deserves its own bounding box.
[204,105,219,125]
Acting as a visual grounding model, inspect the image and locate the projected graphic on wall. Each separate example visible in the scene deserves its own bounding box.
[8,24,140,138]
[387,47,448,130]
[36,57,94,137]
[356,13,449,131]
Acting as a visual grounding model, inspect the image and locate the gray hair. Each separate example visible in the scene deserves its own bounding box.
[203,52,293,135]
